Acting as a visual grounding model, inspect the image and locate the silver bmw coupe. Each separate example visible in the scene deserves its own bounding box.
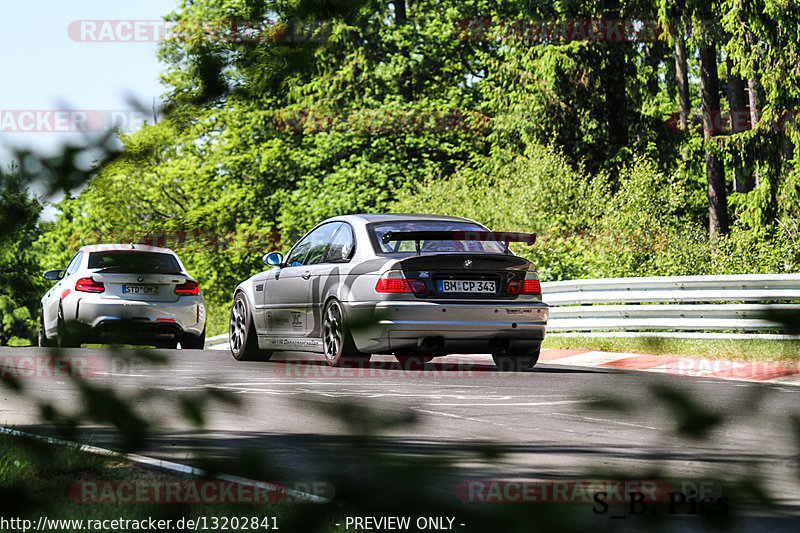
[228,214,548,371]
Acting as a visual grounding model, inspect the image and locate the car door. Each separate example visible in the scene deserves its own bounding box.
[44,251,82,332]
[262,235,312,337]
[307,223,354,337]
[261,223,339,338]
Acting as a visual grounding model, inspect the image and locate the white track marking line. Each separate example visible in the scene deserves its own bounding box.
[0,426,328,503]
[410,407,515,430]
[430,400,590,407]
[555,413,663,431]
[546,351,639,366]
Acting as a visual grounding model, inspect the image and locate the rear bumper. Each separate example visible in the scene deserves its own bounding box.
[64,296,205,343]
[347,300,548,354]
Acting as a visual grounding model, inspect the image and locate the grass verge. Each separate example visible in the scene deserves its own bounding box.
[542,335,800,362]
[0,431,295,530]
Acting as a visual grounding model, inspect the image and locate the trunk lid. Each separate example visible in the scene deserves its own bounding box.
[396,254,531,300]
[92,272,188,302]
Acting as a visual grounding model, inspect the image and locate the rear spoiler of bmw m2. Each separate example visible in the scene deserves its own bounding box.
[381,231,537,255]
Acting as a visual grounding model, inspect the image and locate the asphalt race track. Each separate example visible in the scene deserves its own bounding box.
[2,346,799,530]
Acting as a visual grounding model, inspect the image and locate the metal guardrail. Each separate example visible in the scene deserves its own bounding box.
[542,274,800,336]
[203,275,800,346]
[204,333,229,350]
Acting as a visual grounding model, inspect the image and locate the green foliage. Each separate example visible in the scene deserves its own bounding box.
[544,335,800,362]
[2,4,799,530]
[23,0,800,341]
[0,296,34,345]
[0,165,46,345]
[394,144,800,280]
[35,0,500,312]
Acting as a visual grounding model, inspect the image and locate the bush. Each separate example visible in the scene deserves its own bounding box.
[393,144,800,280]
[0,169,46,345]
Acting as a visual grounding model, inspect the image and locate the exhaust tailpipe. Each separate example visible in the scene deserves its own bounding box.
[420,336,445,354]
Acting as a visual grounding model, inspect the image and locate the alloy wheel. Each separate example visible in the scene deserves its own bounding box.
[229,298,247,354]
[323,301,344,362]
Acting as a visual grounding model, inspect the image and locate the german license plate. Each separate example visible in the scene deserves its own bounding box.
[438,280,496,293]
[122,284,159,295]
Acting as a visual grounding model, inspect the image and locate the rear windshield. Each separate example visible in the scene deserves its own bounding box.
[370,221,507,254]
[88,251,182,274]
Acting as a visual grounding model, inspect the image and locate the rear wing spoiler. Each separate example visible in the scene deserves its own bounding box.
[381,231,537,255]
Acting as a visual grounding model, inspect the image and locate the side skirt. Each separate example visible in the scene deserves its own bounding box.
[258,336,324,353]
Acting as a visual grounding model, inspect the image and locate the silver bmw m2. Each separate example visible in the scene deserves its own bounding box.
[229,214,548,371]
[39,244,206,349]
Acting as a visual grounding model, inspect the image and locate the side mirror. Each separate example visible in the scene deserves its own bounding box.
[263,252,284,266]
[43,269,63,281]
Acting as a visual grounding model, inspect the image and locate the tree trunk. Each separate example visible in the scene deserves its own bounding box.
[602,48,628,163]
[727,58,752,193]
[393,0,406,24]
[675,35,690,130]
[393,0,412,102]
[644,43,661,98]
[746,31,761,188]
[699,43,728,236]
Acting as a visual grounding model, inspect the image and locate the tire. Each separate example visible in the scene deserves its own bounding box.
[322,299,369,367]
[229,293,271,361]
[394,355,432,370]
[38,311,55,347]
[181,328,206,350]
[492,348,540,372]
[56,305,80,348]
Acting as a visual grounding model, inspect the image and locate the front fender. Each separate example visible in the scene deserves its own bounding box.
[233,275,264,332]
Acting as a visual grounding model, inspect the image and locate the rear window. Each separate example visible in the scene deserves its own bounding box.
[88,251,182,274]
[370,221,506,254]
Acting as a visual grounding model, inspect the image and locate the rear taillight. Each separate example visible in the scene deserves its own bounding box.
[175,280,200,295]
[376,272,412,293]
[75,277,105,293]
[521,279,541,295]
[375,272,427,295]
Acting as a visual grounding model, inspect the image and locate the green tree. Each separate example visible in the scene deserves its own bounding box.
[41,0,499,311]
[37,0,800,326]
[0,164,46,345]
[721,0,800,235]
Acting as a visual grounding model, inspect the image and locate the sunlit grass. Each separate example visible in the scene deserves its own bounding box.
[0,432,295,526]
[543,335,800,362]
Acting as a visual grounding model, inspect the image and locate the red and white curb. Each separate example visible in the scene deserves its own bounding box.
[540,348,800,386]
